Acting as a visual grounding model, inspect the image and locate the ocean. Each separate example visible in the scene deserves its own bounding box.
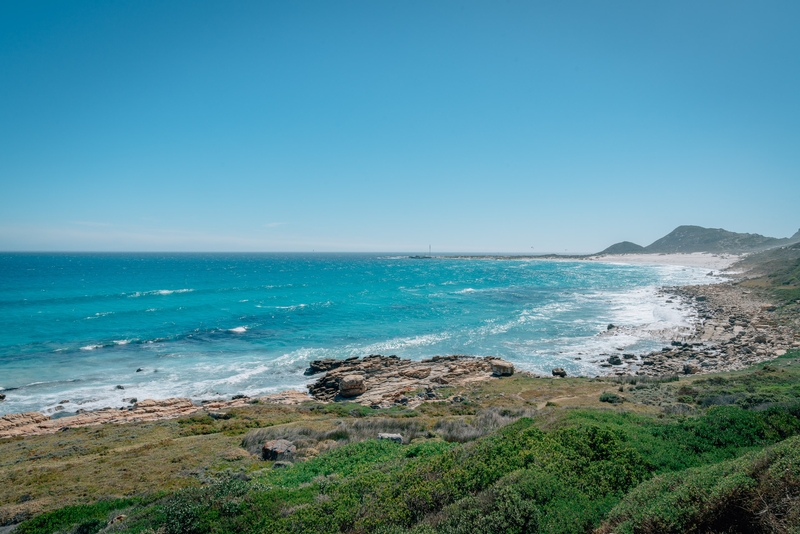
[0,253,718,416]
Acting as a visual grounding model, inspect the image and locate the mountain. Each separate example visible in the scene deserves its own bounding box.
[599,225,800,255]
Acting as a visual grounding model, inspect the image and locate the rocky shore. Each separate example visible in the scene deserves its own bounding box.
[300,282,799,403]
[304,354,515,408]
[0,391,309,439]
[591,282,800,377]
[3,280,797,439]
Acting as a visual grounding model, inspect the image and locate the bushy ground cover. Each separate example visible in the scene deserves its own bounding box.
[598,435,800,534]
[6,350,800,533]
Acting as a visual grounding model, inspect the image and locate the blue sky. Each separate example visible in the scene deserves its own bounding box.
[1,1,798,253]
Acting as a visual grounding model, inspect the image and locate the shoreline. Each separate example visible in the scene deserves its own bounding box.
[3,254,797,439]
[443,251,743,271]
[582,252,742,271]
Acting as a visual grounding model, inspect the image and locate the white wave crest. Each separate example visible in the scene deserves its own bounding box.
[129,289,194,298]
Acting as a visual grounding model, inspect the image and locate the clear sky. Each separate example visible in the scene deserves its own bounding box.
[1,1,798,253]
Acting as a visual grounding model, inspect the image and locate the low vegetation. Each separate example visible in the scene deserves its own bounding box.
[739,242,800,305]
[3,349,799,533]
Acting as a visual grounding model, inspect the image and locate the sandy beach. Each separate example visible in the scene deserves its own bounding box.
[583,252,742,271]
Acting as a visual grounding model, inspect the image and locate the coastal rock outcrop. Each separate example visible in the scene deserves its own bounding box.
[0,392,311,439]
[307,354,501,408]
[0,411,50,436]
[305,358,354,376]
[551,368,567,378]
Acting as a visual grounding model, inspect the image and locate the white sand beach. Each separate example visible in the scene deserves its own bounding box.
[584,252,741,271]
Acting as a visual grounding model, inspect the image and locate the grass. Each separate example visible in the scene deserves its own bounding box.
[738,242,800,308]
[87,399,800,533]
[3,350,800,533]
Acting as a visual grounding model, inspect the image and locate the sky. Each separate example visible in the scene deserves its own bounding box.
[1,1,799,253]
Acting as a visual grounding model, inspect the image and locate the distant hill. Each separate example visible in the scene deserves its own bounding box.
[599,225,800,255]
[599,241,645,255]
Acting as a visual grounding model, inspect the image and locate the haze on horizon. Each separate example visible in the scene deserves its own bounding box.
[1,1,799,253]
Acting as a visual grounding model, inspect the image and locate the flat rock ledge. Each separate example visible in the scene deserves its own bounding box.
[0,390,311,439]
[306,355,513,408]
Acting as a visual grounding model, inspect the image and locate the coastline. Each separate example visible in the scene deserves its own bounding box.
[2,253,797,439]
[582,251,742,271]
[445,251,742,271]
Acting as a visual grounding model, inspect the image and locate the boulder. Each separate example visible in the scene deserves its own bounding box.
[378,433,403,444]
[0,393,5,401]
[551,368,567,378]
[489,359,514,376]
[683,364,701,375]
[339,375,366,397]
[608,355,623,365]
[607,324,615,330]
[262,439,296,461]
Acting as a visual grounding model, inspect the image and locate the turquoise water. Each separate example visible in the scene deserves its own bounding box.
[0,253,715,415]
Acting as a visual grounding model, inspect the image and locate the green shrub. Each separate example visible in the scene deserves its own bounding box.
[598,435,800,534]
[599,392,623,404]
[21,402,800,534]
[15,498,143,534]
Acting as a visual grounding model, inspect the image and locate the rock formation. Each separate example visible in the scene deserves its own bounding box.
[306,354,509,408]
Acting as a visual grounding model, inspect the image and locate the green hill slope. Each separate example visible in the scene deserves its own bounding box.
[599,225,800,255]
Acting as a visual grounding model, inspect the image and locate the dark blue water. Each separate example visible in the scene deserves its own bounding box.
[0,253,714,415]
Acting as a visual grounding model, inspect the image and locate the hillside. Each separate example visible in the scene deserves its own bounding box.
[598,241,644,254]
[600,225,800,255]
[737,242,800,305]
[6,350,800,534]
